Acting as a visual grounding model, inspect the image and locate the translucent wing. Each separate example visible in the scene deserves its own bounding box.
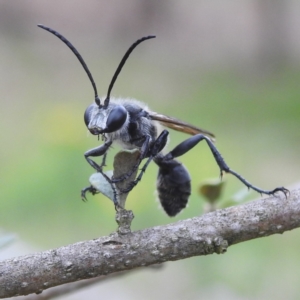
[149,112,215,141]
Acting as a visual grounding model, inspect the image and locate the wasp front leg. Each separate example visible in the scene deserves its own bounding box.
[82,140,120,205]
[84,140,112,172]
[81,185,99,201]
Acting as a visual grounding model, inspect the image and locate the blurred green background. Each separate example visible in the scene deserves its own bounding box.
[1,1,300,299]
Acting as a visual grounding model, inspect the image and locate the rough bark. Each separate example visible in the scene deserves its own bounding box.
[1,189,299,298]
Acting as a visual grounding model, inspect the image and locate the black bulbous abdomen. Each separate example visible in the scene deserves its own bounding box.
[155,158,191,217]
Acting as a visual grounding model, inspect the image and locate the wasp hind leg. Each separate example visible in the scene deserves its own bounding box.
[165,134,289,197]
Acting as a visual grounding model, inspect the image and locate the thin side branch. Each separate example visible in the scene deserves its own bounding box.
[1,189,299,298]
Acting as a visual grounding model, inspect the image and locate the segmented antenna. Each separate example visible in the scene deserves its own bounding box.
[37,24,101,106]
[103,35,156,108]
[38,25,155,109]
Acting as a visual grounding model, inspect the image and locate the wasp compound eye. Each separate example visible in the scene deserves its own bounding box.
[84,103,95,127]
[104,106,127,133]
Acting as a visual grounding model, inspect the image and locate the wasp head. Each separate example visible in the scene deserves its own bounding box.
[37,25,155,135]
[84,102,128,135]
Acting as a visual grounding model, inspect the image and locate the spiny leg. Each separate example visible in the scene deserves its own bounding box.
[100,171,119,207]
[99,152,108,169]
[81,186,99,202]
[84,140,112,172]
[81,172,119,206]
[83,140,120,205]
[166,134,289,197]
[118,155,154,194]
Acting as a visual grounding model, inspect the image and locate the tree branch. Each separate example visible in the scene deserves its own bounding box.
[0,189,299,298]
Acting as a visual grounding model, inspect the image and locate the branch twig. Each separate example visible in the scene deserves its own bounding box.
[1,189,299,298]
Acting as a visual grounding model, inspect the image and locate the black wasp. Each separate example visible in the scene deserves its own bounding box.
[38,25,288,216]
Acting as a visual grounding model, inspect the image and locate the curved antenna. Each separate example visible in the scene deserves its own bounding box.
[103,35,156,108]
[37,24,101,106]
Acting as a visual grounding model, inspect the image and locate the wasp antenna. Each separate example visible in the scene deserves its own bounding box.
[38,24,101,107]
[103,35,156,109]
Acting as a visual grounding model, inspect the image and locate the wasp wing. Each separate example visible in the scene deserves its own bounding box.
[149,112,215,141]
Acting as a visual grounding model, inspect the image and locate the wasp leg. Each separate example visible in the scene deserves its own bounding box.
[81,174,119,206]
[118,155,153,193]
[84,140,112,172]
[103,172,119,206]
[81,186,99,201]
[83,140,121,205]
[99,152,108,169]
[111,135,151,184]
[118,130,169,193]
[165,134,289,197]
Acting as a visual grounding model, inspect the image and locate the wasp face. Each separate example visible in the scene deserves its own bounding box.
[84,102,128,135]
[84,103,107,135]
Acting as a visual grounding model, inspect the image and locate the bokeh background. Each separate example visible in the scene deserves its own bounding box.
[1,1,300,299]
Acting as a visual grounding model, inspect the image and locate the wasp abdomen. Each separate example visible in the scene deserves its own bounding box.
[155,158,191,217]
